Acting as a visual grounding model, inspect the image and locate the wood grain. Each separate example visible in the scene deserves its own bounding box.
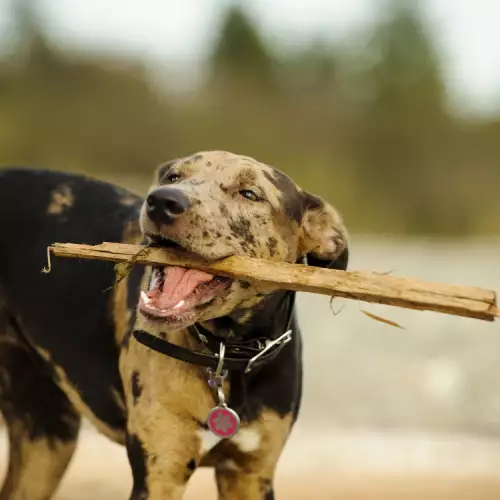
[47,242,499,322]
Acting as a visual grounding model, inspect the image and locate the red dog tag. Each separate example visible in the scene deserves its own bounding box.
[207,405,240,438]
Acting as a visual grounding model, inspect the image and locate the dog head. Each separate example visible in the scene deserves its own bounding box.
[137,151,348,332]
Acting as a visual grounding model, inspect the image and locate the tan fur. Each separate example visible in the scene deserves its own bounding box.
[299,201,349,262]
[121,270,231,499]
[111,219,144,346]
[0,420,78,500]
[142,151,300,263]
[112,278,132,346]
[121,327,292,499]
[120,326,218,499]
[111,387,127,414]
[208,410,293,500]
[46,184,74,215]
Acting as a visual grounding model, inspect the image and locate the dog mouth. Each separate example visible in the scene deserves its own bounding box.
[138,235,232,323]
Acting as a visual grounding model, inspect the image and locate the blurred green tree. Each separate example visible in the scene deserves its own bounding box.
[0,0,178,186]
[349,0,455,233]
[0,0,498,234]
[209,4,273,90]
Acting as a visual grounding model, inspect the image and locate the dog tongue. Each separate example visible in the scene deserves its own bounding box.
[156,267,214,310]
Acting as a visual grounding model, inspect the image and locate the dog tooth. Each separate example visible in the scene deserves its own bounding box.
[173,300,185,310]
[141,291,151,304]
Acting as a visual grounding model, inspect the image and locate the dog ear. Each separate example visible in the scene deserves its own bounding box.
[298,192,349,271]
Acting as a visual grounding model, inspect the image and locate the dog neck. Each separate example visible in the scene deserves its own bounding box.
[198,290,295,343]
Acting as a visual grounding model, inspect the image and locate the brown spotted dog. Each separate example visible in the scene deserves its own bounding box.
[0,151,348,500]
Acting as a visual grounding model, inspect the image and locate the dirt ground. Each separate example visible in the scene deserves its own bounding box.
[2,423,500,499]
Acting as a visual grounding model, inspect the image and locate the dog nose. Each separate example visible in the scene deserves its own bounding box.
[146,187,190,225]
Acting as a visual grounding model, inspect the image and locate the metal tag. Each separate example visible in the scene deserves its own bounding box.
[207,405,240,438]
[205,342,240,438]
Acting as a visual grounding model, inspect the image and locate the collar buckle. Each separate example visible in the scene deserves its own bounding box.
[244,329,293,374]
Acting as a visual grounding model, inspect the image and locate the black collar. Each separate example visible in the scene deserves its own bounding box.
[133,292,295,373]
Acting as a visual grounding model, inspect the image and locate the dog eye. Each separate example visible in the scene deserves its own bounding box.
[239,189,260,202]
[165,173,180,183]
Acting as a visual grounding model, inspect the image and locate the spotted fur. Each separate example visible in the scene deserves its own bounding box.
[0,153,349,500]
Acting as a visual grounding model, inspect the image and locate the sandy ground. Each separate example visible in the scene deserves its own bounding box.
[2,423,500,499]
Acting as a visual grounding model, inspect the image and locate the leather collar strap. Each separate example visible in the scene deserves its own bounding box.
[132,328,291,372]
[133,291,296,373]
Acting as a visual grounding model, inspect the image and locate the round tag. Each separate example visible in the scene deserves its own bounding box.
[207,406,240,438]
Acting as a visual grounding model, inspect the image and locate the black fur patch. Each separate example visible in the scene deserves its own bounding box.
[127,433,149,499]
[157,160,178,183]
[209,315,237,338]
[261,477,274,498]
[122,330,132,351]
[263,170,304,223]
[185,458,196,481]
[0,337,80,445]
[0,169,138,437]
[228,216,255,246]
[219,203,230,218]
[307,247,349,271]
[235,168,257,186]
[265,490,275,500]
[266,237,278,257]
[131,371,142,404]
[223,291,301,421]
[303,192,323,210]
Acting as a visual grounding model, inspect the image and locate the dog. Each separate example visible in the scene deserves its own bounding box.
[0,151,348,500]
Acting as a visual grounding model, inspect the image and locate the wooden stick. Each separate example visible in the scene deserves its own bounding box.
[46,242,499,322]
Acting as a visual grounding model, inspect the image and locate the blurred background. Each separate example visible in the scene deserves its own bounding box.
[0,0,499,498]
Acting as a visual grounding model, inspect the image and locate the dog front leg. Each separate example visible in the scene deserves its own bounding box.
[214,409,293,500]
[126,417,200,500]
[121,335,216,500]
